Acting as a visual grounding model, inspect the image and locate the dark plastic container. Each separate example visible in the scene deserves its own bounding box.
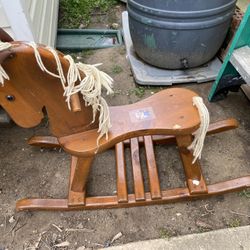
[128,0,236,69]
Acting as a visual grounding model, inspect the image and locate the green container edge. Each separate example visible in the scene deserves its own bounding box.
[56,29,123,51]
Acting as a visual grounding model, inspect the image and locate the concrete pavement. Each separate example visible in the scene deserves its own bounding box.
[106,226,250,250]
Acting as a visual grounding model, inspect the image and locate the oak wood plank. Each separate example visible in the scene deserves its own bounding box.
[130,138,145,201]
[144,136,161,200]
[115,142,128,203]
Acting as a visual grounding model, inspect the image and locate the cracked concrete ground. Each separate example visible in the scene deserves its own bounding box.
[107,225,250,250]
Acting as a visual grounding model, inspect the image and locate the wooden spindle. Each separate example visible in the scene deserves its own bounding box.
[144,136,162,200]
[130,138,145,201]
[115,142,128,203]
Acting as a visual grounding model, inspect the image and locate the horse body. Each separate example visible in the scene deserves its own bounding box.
[1,30,249,212]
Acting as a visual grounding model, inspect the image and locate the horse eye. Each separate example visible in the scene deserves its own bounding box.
[6,95,15,102]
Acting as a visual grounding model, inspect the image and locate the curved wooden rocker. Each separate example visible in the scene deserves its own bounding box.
[0,40,250,211]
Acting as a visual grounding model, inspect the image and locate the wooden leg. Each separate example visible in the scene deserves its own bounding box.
[70,156,94,193]
[16,155,94,210]
[68,156,87,206]
[176,135,208,195]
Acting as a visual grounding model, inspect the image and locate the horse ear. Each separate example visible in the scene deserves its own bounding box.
[0,28,14,42]
[0,29,13,64]
[0,49,12,64]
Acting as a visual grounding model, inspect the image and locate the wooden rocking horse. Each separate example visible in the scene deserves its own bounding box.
[0,29,250,211]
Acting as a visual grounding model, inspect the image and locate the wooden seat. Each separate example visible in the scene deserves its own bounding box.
[0,35,249,212]
[59,88,200,156]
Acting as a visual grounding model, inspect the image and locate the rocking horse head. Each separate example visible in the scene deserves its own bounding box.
[0,31,113,139]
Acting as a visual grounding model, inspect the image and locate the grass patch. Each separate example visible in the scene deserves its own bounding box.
[112,65,123,74]
[68,50,95,63]
[81,49,95,59]
[119,47,127,55]
[128,87,146,98]
[128,86,163,98]
[228,218,241,228]
[239,189,250,198]
[59,0,118,28]
[159,228,171,239]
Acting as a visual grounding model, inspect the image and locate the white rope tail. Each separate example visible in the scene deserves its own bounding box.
[188,96,210,164]
[0,41,12,85]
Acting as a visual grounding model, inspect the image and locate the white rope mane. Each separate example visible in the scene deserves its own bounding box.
[188,96,210,164]
[0,40,113,143]
[0,41,11,84]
